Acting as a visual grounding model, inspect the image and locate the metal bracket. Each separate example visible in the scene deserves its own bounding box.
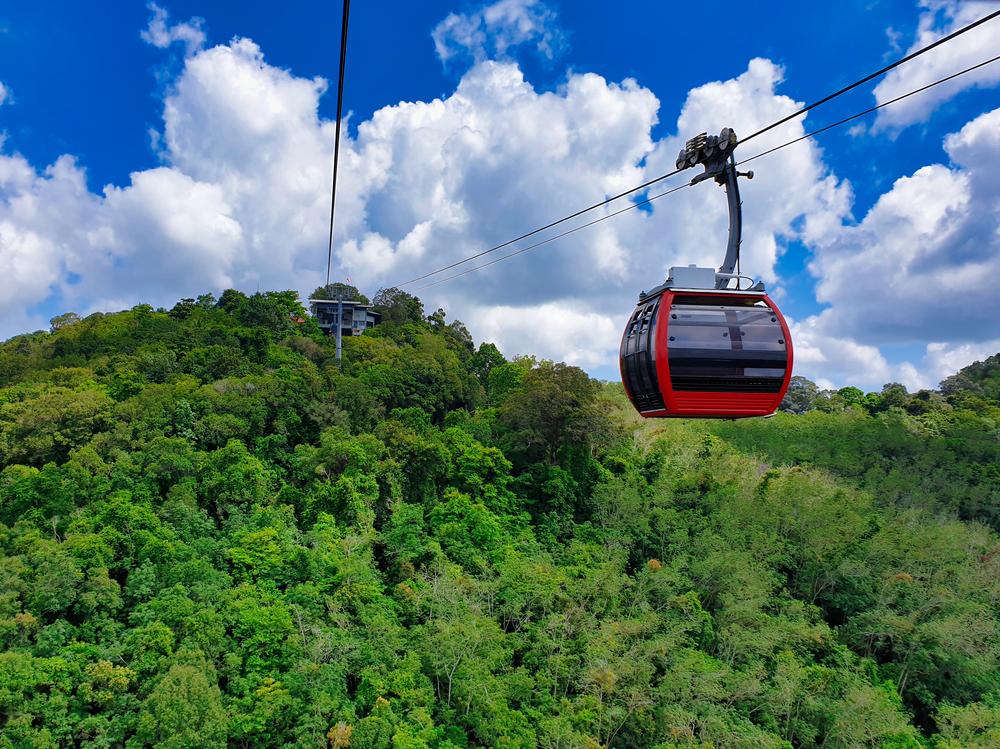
[675,129,754,289]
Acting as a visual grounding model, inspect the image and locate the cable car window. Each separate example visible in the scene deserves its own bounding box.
[668,302,787,392]
[620,296,663,412]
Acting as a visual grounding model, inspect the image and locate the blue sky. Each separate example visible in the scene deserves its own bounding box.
[1,0,999,389]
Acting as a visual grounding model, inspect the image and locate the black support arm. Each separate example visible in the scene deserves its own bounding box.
[676,129,753,289]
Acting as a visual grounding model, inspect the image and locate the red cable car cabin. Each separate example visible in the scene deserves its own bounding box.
[619,127,794,417]
[620,288,792,418]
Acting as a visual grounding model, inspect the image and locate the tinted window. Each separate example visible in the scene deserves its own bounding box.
[668,301,787,392]
[620,296,664,411]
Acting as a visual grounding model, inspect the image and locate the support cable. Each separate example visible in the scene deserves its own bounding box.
[741,7,1000,144]
[391,7,1000,289]
[411,52,1000,290]
[738,53,1000,165]
[394,167,684,287]
[325,0,351,287]
[412,184,691,292]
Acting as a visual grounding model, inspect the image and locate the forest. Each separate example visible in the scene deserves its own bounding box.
[1,285,998,749]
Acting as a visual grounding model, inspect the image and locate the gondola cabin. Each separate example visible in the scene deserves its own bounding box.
[620,266,793,418]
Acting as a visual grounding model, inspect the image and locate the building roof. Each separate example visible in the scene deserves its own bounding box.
[307,298,374,308]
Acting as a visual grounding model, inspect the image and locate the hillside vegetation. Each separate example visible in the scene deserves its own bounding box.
[1,289,998,749]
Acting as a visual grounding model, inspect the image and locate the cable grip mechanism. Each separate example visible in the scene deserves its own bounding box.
[675,128,755,288]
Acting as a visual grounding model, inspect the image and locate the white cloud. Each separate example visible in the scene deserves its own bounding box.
[791,329,1000,395]
[0,39,852,376]
[0,82,9,106]
[141,2,206,55]
[433,0,565,65]
[467,302,618,367]
[910,340,1000,389]
[97,168,243,296]
[794,106,1000,389]
[1,8,993,390]
[789,316,892,391]
[873,1,1000,132]
[334,56,852,381]
[807,107,1000,347]
[0,153,102,336]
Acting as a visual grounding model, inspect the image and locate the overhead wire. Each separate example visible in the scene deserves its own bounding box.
[394,167,685,287]
[392,7,1000,289]
[738,53,1000,165]
[411,50,1000,291]
[325,0,351,287]
[741,7,1000,144]
[412,183,691,292]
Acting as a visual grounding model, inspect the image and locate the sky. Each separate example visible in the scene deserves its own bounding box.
[1,0,999,390]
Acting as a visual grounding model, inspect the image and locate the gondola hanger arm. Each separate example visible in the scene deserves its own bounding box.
[675,128,755,289]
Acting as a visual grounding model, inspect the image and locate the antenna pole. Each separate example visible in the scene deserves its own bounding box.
[335,293,343,361]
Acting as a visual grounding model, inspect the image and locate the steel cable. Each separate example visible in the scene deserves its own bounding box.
[325,0,351,286]
[410,51,1000,290]
[391,7,1000,289]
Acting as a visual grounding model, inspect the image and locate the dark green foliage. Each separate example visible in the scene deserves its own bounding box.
[311,282,370,305]
[0,293,997,747]
[49,312,82,332]
[941,353,1000,409]
[372,286,424,326]
[470,342,506,387]
[781,374,819,414]
[710,403,1000,529]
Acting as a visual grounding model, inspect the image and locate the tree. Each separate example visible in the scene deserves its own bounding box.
[0,387,114,466]
[780,375,819,414]
[470,342,506,385]
[935,693,1000,748]
[497,361,602,467]
[49,312,81,332]
[940,354,1000,408]
[239,291,308,337]
[838,386,865,405]
[0,285,998,749]
[136,654,227,749]
[169,298,198,320]
[311,282,370,304]
[868,382,910,413]
[373,287,424,325]
[216,288,248,312]
[485,356,533,405]
[427,308,447,329]
[444,320,474,359]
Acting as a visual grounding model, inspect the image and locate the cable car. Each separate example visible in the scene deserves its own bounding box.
[620,129,793,418]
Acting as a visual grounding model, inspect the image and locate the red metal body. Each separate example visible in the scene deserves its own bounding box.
[620,289,793,419]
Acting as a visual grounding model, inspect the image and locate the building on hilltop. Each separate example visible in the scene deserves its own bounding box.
[308,298,380,339]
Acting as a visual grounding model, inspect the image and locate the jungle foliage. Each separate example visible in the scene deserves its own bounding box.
[0,290,997,748]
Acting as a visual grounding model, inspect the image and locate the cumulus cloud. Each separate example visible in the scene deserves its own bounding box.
[98,168,243,296]
[467,302,618,368]
[0,153,103,334]
[141,2,206,55]
[789,316,892,391]
[790,324,998,394]
[794,106,1000,389]
[807,107,1000,344]
[909,339,1000,389]
[327,56,852,378]
[433,0,565,65]
[873,0,1000,132]
[0,82,9,106]
[1,6,993,389]
[0,36,851,374]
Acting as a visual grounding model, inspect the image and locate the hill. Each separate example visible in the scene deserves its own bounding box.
[1,289,998,748]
